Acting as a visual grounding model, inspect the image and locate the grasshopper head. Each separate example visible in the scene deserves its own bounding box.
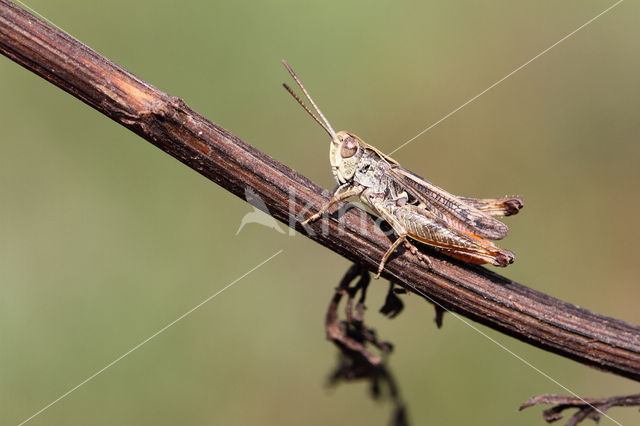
[330,131,364,183]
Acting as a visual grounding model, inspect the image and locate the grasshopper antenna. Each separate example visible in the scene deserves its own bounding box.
[282,83,334,138]
[282,60,337,139]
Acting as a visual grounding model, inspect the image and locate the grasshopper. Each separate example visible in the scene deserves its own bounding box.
[282,61,523,279]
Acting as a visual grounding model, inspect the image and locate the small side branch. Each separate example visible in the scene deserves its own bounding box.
[520,393,640,426]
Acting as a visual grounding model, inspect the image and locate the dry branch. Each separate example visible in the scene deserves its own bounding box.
[520,393,640,425]
[1,0,640,382]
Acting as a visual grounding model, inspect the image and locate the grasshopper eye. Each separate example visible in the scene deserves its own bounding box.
[340,136,358,158]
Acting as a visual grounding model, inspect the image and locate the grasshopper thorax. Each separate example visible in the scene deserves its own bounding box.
[330,131,365,184]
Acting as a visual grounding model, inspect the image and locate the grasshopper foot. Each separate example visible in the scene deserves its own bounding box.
[403,241,432,270]
[300,212,321,227]
[374,263,385,280]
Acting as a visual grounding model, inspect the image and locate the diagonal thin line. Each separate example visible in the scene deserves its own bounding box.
[408,285,623,426]
[12,0,77,41]
[388,0,624,156]
[9,1,626,425]
[387,3,625,420]
[388,3,625,421]
[17,249,284,426]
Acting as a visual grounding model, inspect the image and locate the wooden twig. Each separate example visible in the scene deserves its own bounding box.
[1,0,639,382]
[520,393,640,426]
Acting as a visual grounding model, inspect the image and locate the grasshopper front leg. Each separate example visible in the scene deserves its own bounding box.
[301,183,363,226]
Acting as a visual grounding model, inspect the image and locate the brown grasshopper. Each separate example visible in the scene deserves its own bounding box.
[282,61,523,279]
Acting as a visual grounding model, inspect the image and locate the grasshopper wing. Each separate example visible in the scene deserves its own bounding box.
[388,167,510,240]
[457,196,523,217]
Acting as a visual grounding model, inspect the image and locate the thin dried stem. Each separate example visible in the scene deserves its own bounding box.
[520,393,640,426]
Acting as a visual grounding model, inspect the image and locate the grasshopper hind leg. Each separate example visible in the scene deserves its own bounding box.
[371,200,433,279]
[395,204,516,267]
[371,196,514,278]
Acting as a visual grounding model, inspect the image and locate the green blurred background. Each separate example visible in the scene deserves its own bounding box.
[2,0,639,424]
